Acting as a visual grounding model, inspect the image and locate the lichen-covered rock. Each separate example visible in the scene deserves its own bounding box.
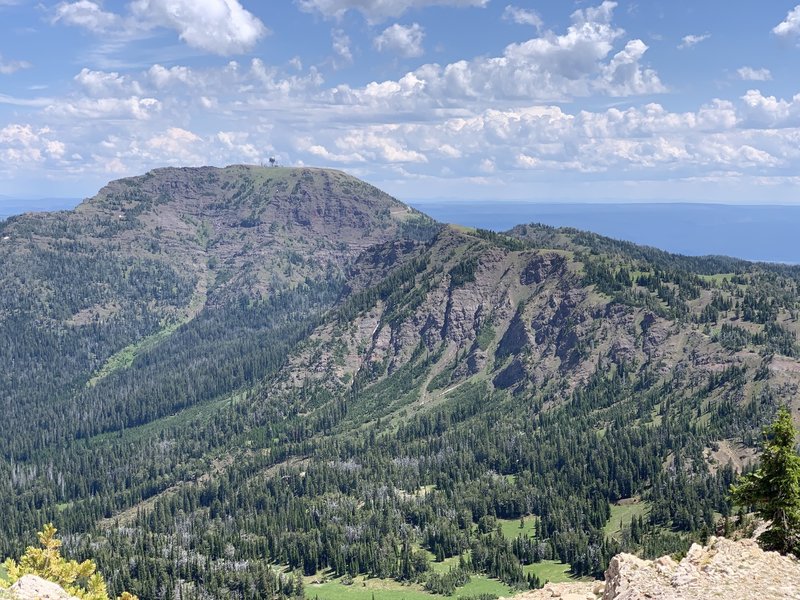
[5,575,78,600]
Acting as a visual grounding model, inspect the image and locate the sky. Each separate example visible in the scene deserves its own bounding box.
[1,1,800,203]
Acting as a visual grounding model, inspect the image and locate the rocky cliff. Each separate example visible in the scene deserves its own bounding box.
[507,537,800,600]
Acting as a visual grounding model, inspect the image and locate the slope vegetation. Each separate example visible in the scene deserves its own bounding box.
[0,167,798,599]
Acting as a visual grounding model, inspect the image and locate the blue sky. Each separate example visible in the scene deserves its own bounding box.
[1,0,800,202]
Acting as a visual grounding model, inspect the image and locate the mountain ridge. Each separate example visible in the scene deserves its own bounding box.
[1,166,799,599]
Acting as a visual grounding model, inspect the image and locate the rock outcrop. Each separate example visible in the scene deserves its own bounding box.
[506,581,601,600]
[2,575,78,600]
[506,536,800,600]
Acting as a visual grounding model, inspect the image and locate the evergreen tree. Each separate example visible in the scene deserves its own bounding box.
[731,407,800,555]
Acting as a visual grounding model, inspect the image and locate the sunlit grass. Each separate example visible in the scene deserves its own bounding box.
[522,560,574,584]
[603,500,650,540]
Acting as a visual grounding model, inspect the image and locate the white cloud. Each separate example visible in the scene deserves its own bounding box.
[502,5,542,30]
[101,156,128,173]
[122,59,323,97]
[737,66,772,81]
[10,1,800,200]
[54,0,267,55]
[334,127,428,162]
[75,68,142,96]
[296,0,488,22]
[146,127,202,162]
[147,64,197,88]
[678,33,710,49]
[131,0,268,55]
[300,139,366,163]
[216,130,260,162]
[0,124,66,163]
[739,89,800,128]
[46,140,67,159]
[279,89,800,182]
[0,54,32,75]
[46,96,161,120]
[774,5,800,37]
[329,1,662,105]
[0,93,54,108]
[53,1,120,32]
[598,39,664,96]
[332,29,353,63]
[247,59,324,95]
[374,23,425,57]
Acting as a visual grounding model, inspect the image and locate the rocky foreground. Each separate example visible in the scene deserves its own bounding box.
[0,575,78,599]
[506,536,800,600]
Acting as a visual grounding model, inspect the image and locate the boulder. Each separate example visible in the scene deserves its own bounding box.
[603,536,800,600]
[504,536,800,600]
[6,575,78,600]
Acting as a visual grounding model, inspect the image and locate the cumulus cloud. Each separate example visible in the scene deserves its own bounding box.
[678,33,710,49]
[739,89,800,128]
[54,0,267,55]
[75,68,143,95]
[773,5,800,37]
[737,66,772,81]
[11,1,800,199]
[53,0,120,31]
[328,1,662,106]
[299,138,366,163]
[599,39,664,96]
[146,127,201,161]
[296,0,488,22]
[336,127,428,162]
[5,65,800,199]
[502,5,542,30]
[0,124,66,163]
[131,0,267,55]
[0,54,32,75]
[147,64,196,88]
[374,23,425,57]
[317,97,786,176]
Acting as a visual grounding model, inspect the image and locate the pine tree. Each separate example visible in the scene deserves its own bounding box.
[730,407,800,555]
[0,524,137,600]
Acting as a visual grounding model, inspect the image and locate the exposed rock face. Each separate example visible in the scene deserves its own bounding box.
[505,537,800,600]
[520,253,567,285]
[4,575,78,599]
[604,536,800,600]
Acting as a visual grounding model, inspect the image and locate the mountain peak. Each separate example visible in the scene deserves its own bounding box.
[9,164,438,303]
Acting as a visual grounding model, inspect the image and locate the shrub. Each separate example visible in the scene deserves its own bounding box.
[0,524,137,600]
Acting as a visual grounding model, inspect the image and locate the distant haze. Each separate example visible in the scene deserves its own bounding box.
[3,197,797,265]
[0,198,80,221]
[409,201,800,265]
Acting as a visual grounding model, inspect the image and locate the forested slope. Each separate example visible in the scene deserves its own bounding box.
[1,166,799,599]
